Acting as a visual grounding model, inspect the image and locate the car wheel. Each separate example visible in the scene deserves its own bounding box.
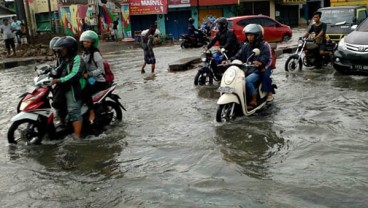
[282,34,291,42]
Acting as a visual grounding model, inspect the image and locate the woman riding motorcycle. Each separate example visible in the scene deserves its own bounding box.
[230,24,272,109]
[79,30,108,124]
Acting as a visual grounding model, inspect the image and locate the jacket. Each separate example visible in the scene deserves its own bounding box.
[59,55,87,102]
[231,41,272,73]
[207,29,240,57]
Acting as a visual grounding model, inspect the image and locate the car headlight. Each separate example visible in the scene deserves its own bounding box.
[338,38,346,51]
[224,68,236,85]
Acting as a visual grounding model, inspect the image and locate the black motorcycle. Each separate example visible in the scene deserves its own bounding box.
[285,37,337,72]
[180,31,209,48]
[194,49,229,86]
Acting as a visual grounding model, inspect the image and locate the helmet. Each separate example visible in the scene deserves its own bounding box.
[53,36,78,56]
[80,30,99,48]
[49,36,61,50]
[188,18,194,24]
[215,17,228,31]
[242,24,264,41]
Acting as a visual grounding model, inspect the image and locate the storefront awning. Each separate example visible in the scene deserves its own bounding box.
[277,0,306,5]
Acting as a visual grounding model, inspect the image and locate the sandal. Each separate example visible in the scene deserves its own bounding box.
[247,103,257,110]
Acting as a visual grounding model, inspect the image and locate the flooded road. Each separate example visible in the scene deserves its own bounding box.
[0,45,368,207]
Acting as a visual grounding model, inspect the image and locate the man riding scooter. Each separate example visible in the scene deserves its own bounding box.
[230,24,273,109]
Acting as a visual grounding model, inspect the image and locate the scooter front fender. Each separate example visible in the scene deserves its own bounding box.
[217,94,239,105]
[10,112,39,122]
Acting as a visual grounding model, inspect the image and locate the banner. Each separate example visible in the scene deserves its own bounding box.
[129,0,168,15]
[168,0,190,8]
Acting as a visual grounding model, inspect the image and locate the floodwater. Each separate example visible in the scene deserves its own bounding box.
[0,44,368,207]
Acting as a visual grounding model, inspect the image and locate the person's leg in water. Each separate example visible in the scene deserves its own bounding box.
[246,73,260,109]
[66,90,83,138]
[151,63,155,73]
[141,62,146,74]
[87,82,108,123]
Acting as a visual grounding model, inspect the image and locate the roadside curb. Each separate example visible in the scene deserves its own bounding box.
[168,45,298,71]
[0,57,46,70]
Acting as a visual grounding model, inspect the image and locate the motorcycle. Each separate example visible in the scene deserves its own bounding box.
[216,49,277,122]
[180,30,209,48]
[194,48,229,86]
[285,36,337,72]
[7,64,126,145]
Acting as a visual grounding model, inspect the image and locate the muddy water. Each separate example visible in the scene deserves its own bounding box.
[0,45,367,207]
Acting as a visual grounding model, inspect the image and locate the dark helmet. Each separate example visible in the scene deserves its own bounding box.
[49,36,61,50]
[188,18,194,24]
[243,24,264,42]
[53,36,78,56]
[215,17,228,31]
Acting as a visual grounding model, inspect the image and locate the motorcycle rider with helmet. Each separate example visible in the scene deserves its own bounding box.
[51,36,87,139]
[79,30,108,124]
[204,17,240,60]
[187,17,203,41]
[230,24,272,109]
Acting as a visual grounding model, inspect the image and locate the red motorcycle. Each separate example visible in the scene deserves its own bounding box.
[7,64,126,145]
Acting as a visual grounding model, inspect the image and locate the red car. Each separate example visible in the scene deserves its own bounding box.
[211,15,292,43]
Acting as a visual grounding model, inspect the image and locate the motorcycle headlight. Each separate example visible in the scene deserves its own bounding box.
[298,39,303,47]
[201,57,207,62]
[224,68,236,85]
[338,38,346,51]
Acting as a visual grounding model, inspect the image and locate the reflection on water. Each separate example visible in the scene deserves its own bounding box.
[196,86,220,100]
[215,121,286,179]
[7,135,127,178]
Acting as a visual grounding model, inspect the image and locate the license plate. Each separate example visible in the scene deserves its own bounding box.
[353,65,368,71]
[217,86,234,93]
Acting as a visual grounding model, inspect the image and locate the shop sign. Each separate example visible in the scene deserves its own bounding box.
[130,0,168,15]
[168,0,190,8]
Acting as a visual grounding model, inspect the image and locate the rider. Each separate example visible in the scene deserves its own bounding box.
[188,17,202,41]
[303,11,329,68]
[51,36,87,139]
[79,30,108,124]
[205,17,240,60]
[230,24,272,109]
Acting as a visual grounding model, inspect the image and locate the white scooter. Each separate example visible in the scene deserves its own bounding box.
[216,49,276,122]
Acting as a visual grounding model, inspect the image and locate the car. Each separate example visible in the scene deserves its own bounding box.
[333,18,368,75]
[317,6,368,42]
[211,15,292,43]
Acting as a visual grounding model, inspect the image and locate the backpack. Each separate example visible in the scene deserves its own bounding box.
[102,61,114,84]
[91,52,115,84]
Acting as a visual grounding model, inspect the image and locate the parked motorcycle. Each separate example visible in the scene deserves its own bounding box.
[194,48,229,86]
[285,37,337,72]
[7,64,126,145]
[216,49,277,122]
[180,31,209,48]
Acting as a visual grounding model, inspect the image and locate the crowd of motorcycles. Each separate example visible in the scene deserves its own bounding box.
[191,34,337,123]
[6,30,338,145]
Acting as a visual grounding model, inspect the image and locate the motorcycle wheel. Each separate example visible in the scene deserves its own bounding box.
[194,71,207,86]
[104,101,123,125]
[216,104,236,122]
[7,119,42,145]
[285,55,302,72]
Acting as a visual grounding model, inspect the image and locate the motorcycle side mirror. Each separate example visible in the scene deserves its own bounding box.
[252,48,260,56]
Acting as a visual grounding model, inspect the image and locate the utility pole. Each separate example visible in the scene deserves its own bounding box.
[47,0,53,32]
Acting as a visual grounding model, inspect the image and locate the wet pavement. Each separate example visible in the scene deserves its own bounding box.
[0,27,368,207]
